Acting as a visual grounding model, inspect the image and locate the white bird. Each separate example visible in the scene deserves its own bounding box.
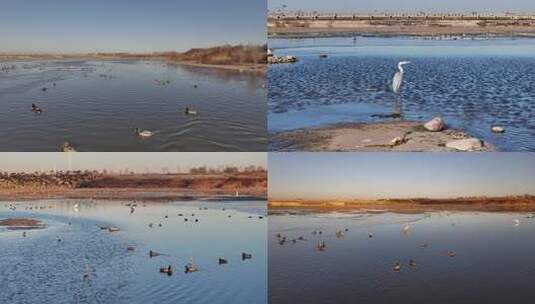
[392,61,411,94]
[514,219,520,226]
[403,223,411,234]
[135,128,154,137]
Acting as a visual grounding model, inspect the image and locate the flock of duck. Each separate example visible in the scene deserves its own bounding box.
[23,64,201,151]
[98,201,260,278]
[275,216,534,273]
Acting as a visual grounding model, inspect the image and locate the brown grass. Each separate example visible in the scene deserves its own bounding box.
[163,44,267,65]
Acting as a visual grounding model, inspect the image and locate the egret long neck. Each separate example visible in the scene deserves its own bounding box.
[398,63,404,74]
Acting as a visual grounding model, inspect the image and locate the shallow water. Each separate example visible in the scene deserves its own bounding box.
[0,200,266,304]
[268,37,535,151]
[0,60,266,151]
[269,210,535,304]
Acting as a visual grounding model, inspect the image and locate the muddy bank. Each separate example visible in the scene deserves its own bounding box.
[0,218,47,230]
[269,196,535,214]
[270,120,495,152]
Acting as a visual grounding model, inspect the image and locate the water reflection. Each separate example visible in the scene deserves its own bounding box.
[268,37,535,151]
[269,211,535,304]
[0,200,267,304]
[0,60,266,151]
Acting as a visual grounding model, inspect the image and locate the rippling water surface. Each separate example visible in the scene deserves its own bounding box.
[268,37,535,151]
[269,211,535,304]
[0,60,266,151]
[0,200,266,304]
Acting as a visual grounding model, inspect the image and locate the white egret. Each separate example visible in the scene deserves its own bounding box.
[392,61,411,94]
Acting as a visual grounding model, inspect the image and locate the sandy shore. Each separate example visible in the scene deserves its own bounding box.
[0,218,47,229]
[269,196,535,214]
[270,120,494,152]
[268,18,535,38]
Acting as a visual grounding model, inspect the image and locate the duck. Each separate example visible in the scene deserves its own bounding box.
[393,262,401,272]
[127,245,136,251]
[316,240,326,251]
[31,103,42,113]
[409,259,416,267]
[135,128,154,137]
[447,251,456,257]
[149,250,160,258]
[184,263,199,273]
[42,87,47,92]
[184,107,198,115]
[242,252,253,260]
[368,232,374,238]
[62,141,76,152]
[107,226,120,232]
[218,258,228,265]
[160,265,173,275]
[514,219,521,226]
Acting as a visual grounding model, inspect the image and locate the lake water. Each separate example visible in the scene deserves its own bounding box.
[268,37,535,151]
[0,60,266,151]
[0,199,267,304]
[269,210,535,304]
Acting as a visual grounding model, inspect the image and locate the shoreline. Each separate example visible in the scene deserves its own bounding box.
[270,120,495,152]
[269,196,535,214]
[0,54,266,73]
[268,17,535,39]
[0,188,266,202]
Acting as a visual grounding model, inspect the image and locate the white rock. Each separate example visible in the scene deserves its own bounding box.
[446,138,483,151]
[491,126,505,133]
[424,117,445,132]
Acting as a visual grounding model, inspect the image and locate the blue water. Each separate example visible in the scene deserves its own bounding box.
[268,37,535,151]
[0,60,266,151]
[269,210,535,304]
[0,200,267,304]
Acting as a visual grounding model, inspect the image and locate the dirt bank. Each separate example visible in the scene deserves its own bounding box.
[269,196,535,214]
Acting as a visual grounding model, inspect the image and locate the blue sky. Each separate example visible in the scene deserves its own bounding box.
[268,0,535,12]
[0,0,266,53]
[269,153,535,199]
[0,153,266,173]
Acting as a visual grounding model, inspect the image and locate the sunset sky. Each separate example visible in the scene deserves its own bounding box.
[0,153,266,173]
[269,153,535,199]
[0,0,265,53]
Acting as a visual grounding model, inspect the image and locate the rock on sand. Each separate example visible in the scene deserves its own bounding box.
[424,117,445,132]
[446,138,483,151]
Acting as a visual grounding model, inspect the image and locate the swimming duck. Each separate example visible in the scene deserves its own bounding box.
[184,263,198,273]
[218,258,228,265]
[316,240,326,251]
[369,232,374,238]
[127,245,136,251]
[242,252,253,260]
[135,128,154,137]
[149,250,160,258]
[42,87,47,92]
[393,262,401,272]
[31,103,42,113]
[409,259,416,267]
[184,107,198,115]
[447,251,456,257]
[62,141,76,152]
[160,265,173,275]
[335,230,344,238]
[107,226,120,232]
[514,219,520,226]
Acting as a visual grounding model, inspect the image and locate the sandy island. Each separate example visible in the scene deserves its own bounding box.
[270,120,495,152]
[269,196,535,214]
[0,218,47,230]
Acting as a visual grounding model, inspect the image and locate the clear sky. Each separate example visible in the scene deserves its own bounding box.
[0,152,266,173]
[0,0,266,53]
[268,0,535,12]
[269,153,535,199]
